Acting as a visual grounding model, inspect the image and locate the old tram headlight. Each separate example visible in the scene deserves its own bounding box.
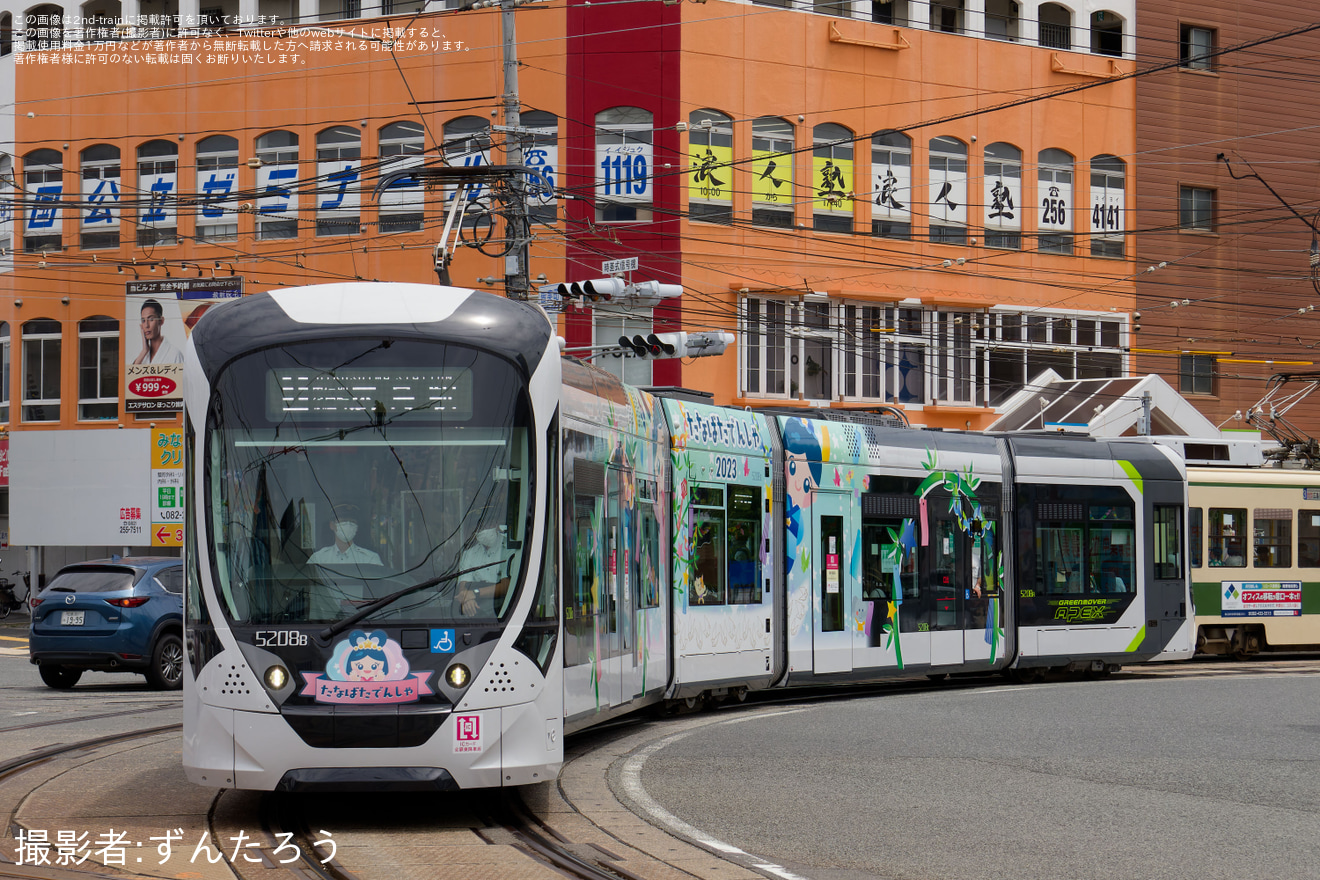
[264,665,289,691]
[445,663,471,688]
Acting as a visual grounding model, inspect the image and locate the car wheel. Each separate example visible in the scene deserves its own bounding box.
[148,633,185,690]
[39,665,82,690]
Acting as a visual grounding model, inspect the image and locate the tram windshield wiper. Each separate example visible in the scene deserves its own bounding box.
[318,560,498,642]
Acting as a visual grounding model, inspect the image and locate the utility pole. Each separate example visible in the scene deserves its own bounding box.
[499,0,531,301]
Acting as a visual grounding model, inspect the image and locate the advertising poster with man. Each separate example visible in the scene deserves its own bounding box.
[125,278,243,412]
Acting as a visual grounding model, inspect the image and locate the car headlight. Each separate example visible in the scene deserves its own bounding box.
[445,663,471,688]
[264,665,289,691]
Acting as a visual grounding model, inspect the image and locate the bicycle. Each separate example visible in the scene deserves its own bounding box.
[0,570,24,620]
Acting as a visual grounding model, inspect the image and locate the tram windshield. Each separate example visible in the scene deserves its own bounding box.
[207,339,533,626]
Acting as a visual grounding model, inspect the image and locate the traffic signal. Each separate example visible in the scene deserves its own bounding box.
[616,331,735,359]
[627,281,684,307]
[556,277,627,302]
[619,332,686,358]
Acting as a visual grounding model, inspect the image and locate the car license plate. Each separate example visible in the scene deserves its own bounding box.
[60,611,85,626]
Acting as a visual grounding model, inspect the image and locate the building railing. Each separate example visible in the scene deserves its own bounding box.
[1039,21,1071,50]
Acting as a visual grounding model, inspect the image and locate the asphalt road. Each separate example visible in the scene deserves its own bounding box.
[630,669,1320,880]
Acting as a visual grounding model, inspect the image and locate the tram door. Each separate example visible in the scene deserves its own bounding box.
[928,501,965,667]
[812,491,855,674]
[603,468,632,707]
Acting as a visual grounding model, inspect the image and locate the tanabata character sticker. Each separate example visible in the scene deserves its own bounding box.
[300,629,434,704]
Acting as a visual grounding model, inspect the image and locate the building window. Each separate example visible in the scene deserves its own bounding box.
[1,13,12,56]
[0,156,12,254]
[521,110,559,226]
[21,319,61,422]
[595,307,654,386]
[871,0,908,26]
[316,126,361,237]
[930,0,963,33]
[1091,10,1123,57]
[985,0,1018,41]
[1089,154,1125,257]
[871,130,911,240]
[0,322,9,422]
[595,107,653,223]
[983,142,1021,250]
[256,130,300,240]
[929,136,968,245]
[196,135,239,242]
[442,116,492,231]
[1179,185,1215,231]
[742,296,837,400]
[1038,3,1071,50]
[813,123,854,233]
[78,316,119,421]
[839,304,927,404]
[23,149,63,253]
[1180,354,1214,395]
[752,117,794,228]
[689,109,733,225]
[986,312,1123,405]
[24,4,62,49]
[742,297,789,396]
[1038,148,1074,254]
[137,140,178,247]
[1180,25,1214,70]
[378,121,425,234]
[80,144,121,250]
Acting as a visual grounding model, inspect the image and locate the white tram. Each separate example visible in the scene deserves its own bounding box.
[181,283,1193,792]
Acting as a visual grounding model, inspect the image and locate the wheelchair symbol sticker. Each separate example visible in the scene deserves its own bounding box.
[430,629,456,654]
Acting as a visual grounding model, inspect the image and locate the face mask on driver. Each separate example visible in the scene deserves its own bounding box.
[333,521,358,544]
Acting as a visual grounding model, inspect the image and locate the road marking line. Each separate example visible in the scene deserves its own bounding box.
[0,635,29,643]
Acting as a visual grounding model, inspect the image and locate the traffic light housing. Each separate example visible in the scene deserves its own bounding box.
[556,277,627,302]
[617,331,734,359]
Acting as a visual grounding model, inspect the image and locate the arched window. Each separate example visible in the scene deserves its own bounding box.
[1091,10,1123,57]
[442,116,490,229]
[256,130,299,240]
[595,107,653,223]
[82,2,115,40]
[378,121,425,234]
[80,144,120,250]
[1038,148,1074,254]
[1,12,13,56]
[871,130,911,240]
[21,318,60,422]
[196,135,239,242]
[1038,3,1072,50]
[522,110,559,224]
[0,321,10,423]
[23,148,63,253]
[24,4,63,50]
[928,136,967,245]
[813,123,854,233]
[1089,154,1125,257]
[137,140,178,247]
[78,315,118,421]
[985,0,1019,41]
[689,109,733,225]
[752,117,793,228]
[983,142,1021,250]
[316,126,361,237]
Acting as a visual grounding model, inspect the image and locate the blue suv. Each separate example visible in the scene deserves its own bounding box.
[29,557,184,690]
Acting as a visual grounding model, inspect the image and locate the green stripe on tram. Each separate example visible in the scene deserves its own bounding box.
[1125,625,1146,653]
[1118,460,1143,496]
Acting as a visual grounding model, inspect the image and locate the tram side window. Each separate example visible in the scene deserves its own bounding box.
[1153,504,1183,579]
[566,493,600,667]
[728,485,762,605]
[1189,507,1203,568]
[1038,520,1085,594]
[691,485,726,605]
[930,514,960,628]
[1208,508,1246,567]
[1253,508,1291,568]
[639,499,661,608]
[1298,509,1320,568]
[1088,505,1135,593]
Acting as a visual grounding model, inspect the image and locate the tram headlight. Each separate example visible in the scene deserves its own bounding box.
[445,663,471,688]
[264,664,289,691]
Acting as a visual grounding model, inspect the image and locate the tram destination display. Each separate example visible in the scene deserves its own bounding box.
[266,366,474,421]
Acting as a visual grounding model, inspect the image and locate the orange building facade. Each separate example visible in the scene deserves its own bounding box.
[0,0,1139,563]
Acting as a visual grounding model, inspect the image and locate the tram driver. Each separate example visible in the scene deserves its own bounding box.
[455,525,511,617]
[309,505,383,566]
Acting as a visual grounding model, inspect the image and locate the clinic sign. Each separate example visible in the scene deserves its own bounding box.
[1221,582,1302,617]
[151,426,184,548]
[125,279,243,412]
